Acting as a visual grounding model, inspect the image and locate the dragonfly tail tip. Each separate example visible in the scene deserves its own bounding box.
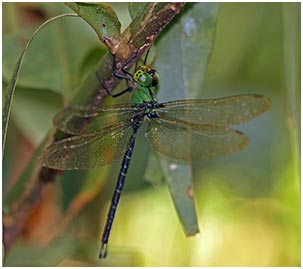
[99,243,108,259]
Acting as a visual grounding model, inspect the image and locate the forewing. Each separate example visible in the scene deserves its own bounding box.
[40,121,134,170]
[54,104,143,135]
[155,94,270,126]
[145,119,248,162]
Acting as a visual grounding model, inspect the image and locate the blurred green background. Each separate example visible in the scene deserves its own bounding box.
[2,2,300,266]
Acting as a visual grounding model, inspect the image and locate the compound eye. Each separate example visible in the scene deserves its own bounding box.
[147,70,155,76]
[148,69,159,86]
[152,76,158,87]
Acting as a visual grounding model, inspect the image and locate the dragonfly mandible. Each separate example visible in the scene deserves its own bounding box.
[40,51,271,258]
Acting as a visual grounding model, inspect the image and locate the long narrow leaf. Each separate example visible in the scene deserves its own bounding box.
[2,13,79,155]
[154,3,220,236]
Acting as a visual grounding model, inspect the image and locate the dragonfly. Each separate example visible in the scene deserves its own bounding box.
[40,51,271,258]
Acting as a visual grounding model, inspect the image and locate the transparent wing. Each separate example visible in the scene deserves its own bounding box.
[54,103,143,135]
[40,121,135,170]
[155,94,270,126]
[145,119,248,161]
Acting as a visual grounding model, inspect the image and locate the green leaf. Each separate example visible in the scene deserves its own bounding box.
[282,2,300,159]
[128,3,148,20]
[152,3,219,236]
[65,2,121,51]
[2,14,99,95]
[159,160,199,236]
[144,151,163,186]
[2,12,80,154]
[12,88,62,145]
[2,3,103,149]
[274,3,300,216]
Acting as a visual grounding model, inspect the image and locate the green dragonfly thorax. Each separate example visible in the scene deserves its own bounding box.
[131,85,158,104]
[131,65,159,105]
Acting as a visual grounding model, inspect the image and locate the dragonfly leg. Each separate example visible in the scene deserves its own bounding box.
[143,48,151,65]
[148,86,155,101]
[96,51,142,99]
[96,72,133,98]
[120,52,139,77]
[112,54,134,81]
[110,86,133,98]
[99,134,137,259]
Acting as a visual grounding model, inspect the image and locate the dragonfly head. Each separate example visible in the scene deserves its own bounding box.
[134,65,159,88]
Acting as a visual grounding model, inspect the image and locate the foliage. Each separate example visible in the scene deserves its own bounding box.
[2,2,300,266]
